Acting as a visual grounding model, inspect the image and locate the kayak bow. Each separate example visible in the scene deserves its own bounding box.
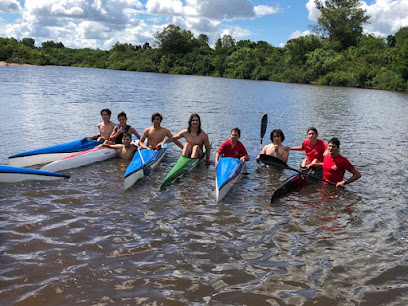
[215,157,246,201]
[0,165,69,183]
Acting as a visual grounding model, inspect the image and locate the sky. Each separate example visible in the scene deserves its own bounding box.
[0,0,407,50]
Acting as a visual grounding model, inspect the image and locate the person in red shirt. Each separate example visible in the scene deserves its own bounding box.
[215,128,249,166]
[309,137,361,187]
[290,127,328,167]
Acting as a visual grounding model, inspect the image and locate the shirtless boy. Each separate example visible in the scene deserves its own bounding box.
[103,132,137,160]
[256,129,289,163]
[138,113,183,150]
[108,111,140,145]
[88,109,116,141]
[159,113,211,164]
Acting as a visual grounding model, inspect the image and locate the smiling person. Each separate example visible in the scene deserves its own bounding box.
[290,127,328,167]
[109,111,140,145]
[215,127,249,166]
[309,137,361,187]
[102,132,137,160]
[256,129,289,163]
[159,113,211,164]
[138,112,183,150]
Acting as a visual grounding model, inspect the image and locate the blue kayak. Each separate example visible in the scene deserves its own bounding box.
[216,157,246,201]
[0,165,69,183]
[124,144,168,190]
[8,138,102,168]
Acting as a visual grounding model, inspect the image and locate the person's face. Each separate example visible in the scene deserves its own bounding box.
[191,117,200,126]
[307,130,317,141]
[230,131,240,142]
[328,143,339,156]
[118,116,127,126]
[272,132,282,144]
[101,111,110,120]
[153,116,162,124]
[122,136,131,145]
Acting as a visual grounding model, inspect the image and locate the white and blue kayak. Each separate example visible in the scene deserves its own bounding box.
[8,138,102,168]
[215,157,246,201]
[40,146,118,172]
[124,144,168,190]
[0,165,69,183]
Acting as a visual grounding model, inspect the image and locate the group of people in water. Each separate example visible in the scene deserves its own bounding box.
[90,109,361,188]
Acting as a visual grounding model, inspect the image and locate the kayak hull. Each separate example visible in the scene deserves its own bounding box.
[8,138,102,168]
[271,167,322,202]
[40,147,118,172]
[124,144,168,190]
[216,157,246,201]
[0,165,69,183]
[160,143,209,190]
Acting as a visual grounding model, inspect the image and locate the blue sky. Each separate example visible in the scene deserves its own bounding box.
[0,0,407,50]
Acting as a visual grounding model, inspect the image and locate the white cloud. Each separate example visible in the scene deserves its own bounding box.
[306,0,320,21]
[221,26,252,39]
[289,30,312,40]
[0,0,22,13]
[362,0,408,36]
[145,0,184,16]
[254,5,279,18]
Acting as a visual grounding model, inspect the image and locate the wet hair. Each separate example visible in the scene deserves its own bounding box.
[101,109,111,117]
[188,113,202,135]
[307,127,318,136]
[270,129,285,142]
[122,132,131,140]
[328,137,340,147]
[151,112,163,122]
[117,111,127,119]
[231,127,241,137]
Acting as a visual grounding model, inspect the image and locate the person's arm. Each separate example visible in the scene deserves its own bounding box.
[215,151,220,166]
[109,126,120,142]
[204,134,211,164]
[158,129,185,147]
[163,129,184,150]
[129,127,140,140]
[290,145,303,151]
[256,146,267,163]
[138,129,149,150]
[337,167,361,188]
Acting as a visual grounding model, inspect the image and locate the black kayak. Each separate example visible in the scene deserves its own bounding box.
[271,167,322,203]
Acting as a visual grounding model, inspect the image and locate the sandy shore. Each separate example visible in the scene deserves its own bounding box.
[0,61,32,66]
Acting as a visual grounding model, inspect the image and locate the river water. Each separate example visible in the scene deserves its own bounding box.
[1,66,407,305]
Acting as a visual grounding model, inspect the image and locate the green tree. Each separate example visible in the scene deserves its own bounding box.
[393,39,408,81]
[21,38,35,49]
[394,27,408,47]
[313,0,370,50]
[154,25,194,54]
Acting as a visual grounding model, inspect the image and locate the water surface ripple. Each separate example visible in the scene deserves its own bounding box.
[1,66,407,305]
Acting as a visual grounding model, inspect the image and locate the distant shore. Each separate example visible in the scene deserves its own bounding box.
[0,61,32,66]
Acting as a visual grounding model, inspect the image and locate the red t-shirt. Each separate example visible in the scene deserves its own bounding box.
[323,154,355,183]
[302,139,328,162]
[217,139,248,159]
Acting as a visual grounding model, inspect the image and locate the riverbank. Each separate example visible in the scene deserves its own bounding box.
[0,61,32,66]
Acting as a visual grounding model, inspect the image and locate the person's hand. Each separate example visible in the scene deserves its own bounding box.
[240,156,246,163]
[256,155,260,164]
[336,180,346,188]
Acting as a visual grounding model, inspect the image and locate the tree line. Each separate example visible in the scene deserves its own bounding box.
[1,0,408,92]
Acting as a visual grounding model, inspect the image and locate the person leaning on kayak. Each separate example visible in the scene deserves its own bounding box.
[215,127,249,166]
[289,127,327,167]
[108,111,140,145]
[102,132,137,160]
[256,129,289,163]
[159,113,211,164]
[138,112,183,150]
[308,137,361,187]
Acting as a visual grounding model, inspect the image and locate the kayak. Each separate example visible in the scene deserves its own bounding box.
[0,165,69,183]
[215,157,246,201]
[160,143,209,190]
[271,167,322,203]
[8,138,102,168]
[40,146,118,172]
[124,144,168,190]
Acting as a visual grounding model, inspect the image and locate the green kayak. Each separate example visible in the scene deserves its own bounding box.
[160,143,209,189]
